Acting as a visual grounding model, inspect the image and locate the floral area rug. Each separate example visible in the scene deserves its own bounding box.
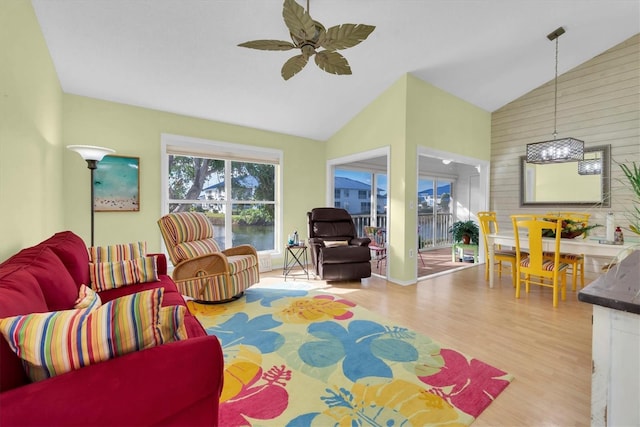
[188,287,513,426]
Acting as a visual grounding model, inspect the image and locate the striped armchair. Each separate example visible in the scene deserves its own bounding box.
[157,212,259,303]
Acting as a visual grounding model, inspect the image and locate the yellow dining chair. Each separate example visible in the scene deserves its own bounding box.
[478,211,520,286]
[511,214,570,308]
[544,212,590,290]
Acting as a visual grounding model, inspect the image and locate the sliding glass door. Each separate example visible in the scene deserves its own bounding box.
[334,168,387,236]
[417,177,453,249]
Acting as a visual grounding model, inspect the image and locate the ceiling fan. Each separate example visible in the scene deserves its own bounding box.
[238,0,375,80]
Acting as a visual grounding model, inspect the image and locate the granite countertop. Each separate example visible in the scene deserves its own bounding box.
[578,249,640,315]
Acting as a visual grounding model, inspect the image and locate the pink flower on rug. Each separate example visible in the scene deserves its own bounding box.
[219,364,291,426]
[417,348,511,418]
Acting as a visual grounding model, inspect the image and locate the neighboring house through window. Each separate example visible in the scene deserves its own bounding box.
[161,134,282,253]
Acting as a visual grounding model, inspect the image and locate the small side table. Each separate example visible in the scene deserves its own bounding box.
[283,244,309,280]
[451,243,479,264]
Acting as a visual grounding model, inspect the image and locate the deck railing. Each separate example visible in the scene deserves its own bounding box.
[352,214,387,236]
[352,213,453,248]
[418,213,454,248]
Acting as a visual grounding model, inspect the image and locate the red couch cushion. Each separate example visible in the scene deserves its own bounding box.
[5,246,79,311]
[0,267,49,392]
[40,231,90,286]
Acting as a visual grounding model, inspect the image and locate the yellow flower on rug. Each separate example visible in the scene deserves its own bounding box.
[186,300,227,317]
[312,379,464,427]
[272,294,356,323]
[220,346,263,402]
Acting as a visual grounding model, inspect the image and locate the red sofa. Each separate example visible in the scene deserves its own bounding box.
[0,231,224,426]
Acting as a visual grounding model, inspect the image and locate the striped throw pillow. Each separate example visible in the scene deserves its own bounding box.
[74,284,101,311]
[90,256,159,292]
[136,256,159,283]
[0,288,165,382]
[89,241,147,263]
[159,305,188,342]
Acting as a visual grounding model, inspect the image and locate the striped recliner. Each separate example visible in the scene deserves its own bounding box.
[157,212,259,303]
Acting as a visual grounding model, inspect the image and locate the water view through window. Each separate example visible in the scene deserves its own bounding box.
[168,155,276,252]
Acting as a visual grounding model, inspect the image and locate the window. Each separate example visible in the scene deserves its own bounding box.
[162,134,281,253]
[358,190,367,199]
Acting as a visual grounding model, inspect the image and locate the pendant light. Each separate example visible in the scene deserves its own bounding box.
[578,157,602,175]
[526,27,584,164]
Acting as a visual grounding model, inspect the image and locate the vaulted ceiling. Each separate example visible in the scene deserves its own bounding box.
[32,0,639,141]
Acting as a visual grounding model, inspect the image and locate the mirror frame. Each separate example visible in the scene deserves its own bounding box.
[520,144,611,207]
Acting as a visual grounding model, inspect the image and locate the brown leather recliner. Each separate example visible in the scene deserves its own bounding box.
[307,207,372,281]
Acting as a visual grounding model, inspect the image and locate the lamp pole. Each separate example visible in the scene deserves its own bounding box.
[87,159,98,247]
[67,145,115,247]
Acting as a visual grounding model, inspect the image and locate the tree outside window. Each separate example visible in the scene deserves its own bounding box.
[168,154,276,251]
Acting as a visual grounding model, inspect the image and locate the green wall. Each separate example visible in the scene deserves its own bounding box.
[327,76,411,282]
[1,1,491,281]
[63,95,325,256]
[406,74,491,160]
[327,74,491,284]
[1,0,325,263]
[0,0,64,261]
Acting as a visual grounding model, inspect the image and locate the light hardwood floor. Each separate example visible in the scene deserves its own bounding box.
[262,264,593,426]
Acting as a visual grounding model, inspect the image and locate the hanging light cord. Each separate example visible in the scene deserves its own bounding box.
[553,36,559,140]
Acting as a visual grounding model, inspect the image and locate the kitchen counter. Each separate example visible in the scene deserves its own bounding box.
[578,249,639,314]
[578,248,639,426]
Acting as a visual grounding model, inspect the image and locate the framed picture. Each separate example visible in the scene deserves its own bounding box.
[93,155,140,212]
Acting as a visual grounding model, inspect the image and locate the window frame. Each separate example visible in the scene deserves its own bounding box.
[160,133,283,255]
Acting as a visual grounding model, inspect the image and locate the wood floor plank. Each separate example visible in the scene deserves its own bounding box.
[260,263,593,426]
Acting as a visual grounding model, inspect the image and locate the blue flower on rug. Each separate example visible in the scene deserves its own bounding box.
[245,288,309,307]
[207,312,285,353]
[298,319,419,382]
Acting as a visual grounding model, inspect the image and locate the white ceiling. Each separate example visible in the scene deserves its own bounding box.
[32,0,640,141]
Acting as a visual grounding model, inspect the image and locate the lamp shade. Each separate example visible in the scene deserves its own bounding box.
[578,158,602,175]
[67,145,115,161]
[526,137,584,164]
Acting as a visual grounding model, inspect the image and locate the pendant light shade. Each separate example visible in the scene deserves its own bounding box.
[526,137,584,164]
[526,27,584,164]
[578,158,602,175]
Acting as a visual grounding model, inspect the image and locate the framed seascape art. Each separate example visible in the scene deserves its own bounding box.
[93,155,140,212]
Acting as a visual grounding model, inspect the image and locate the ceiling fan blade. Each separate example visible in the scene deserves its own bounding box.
[281,54,309,80]
[314,50,352,76]
[319,24,375,51]
[282,0,317,44]
[238,40,296,51]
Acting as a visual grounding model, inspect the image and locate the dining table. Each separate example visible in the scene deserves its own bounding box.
[486,233,639,288]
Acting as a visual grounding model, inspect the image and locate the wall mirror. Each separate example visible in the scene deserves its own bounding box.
[520,144,611,206]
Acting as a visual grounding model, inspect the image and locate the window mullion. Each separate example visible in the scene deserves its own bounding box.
[224,160,232,249]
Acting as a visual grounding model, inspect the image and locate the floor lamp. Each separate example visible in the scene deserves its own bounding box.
[67,145,116,247]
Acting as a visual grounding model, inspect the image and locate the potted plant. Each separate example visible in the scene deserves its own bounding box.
[620,161,640,235]
[449,220,479,245]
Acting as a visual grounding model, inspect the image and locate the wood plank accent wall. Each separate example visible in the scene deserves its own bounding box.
[491,34,640,242]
